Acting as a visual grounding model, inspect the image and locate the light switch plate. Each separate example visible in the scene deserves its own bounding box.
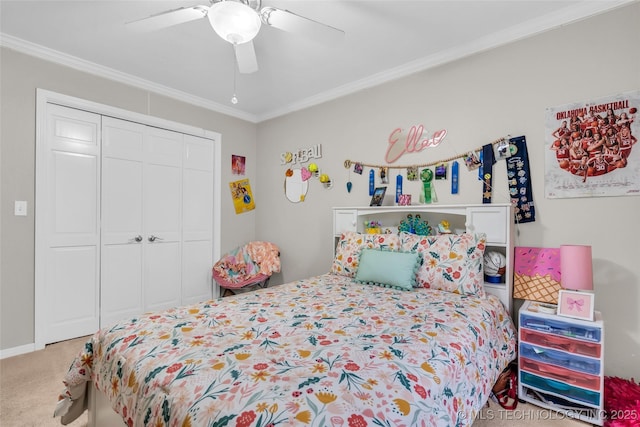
[15,200,27,216]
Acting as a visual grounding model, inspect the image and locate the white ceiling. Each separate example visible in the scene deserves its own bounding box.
[1,0,634,122]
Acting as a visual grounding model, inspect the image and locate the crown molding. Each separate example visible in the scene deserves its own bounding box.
[255,0,635,122]
[0,33,259,123]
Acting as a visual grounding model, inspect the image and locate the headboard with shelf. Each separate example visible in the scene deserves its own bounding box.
[332,204,515,315]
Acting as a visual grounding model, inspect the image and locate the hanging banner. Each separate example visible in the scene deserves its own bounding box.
[508,136,535,223]
[544,90,639,198]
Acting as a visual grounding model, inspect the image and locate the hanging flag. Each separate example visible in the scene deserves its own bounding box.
[507,136,536,223]
[482,143,496,203]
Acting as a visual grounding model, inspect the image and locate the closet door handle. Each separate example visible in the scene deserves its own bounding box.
[129,235,143,243]
[148,235,163,242]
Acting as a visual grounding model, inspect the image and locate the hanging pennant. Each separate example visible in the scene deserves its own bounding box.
[507,136,536,223]
[369,169,375,196]
[451,161,459,194]
[395,174,403,203]
[482,143,496,204]
[420,168,433,204]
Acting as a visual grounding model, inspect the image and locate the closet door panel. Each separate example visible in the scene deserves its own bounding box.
[144,128,183,311]
[144,167,181,310]
[184,135,214,172]
[182,168,213,303]
[49,151,98,247]
[145,242,181,312]
[101,245,143,327]
[182,240,213,304]
[182,135,214,303]
[146,128,182,167]
[101,157,143,245]
[183,168,213,241]
[145,163,182,242]
[46,246,98,342]
[145,128,182,243]
[103,122,144,161]
[40,104,101,345]
[101,117,145,326]
[49,105,100,154]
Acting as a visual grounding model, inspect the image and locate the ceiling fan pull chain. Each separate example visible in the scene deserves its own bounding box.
[231,59,239,104]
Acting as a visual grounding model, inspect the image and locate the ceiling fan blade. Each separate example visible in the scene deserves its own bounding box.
[234,41,259,74]
[127,5,209,32]
[261,7,344,45]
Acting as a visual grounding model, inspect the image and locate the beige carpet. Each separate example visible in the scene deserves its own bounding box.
[0,337,588,427]
[0,336,89,427]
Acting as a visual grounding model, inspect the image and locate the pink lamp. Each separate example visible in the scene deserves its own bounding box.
[560,245,593,291]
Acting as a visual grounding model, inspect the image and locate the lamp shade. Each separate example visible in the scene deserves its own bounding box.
[560,245,593,291]
[208,1,261,44]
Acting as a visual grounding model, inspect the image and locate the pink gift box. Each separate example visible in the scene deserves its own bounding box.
[398,194,411,206]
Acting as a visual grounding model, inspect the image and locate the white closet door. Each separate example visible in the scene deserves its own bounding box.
[144,127,183,312]
[41,104,101,343]
[37,95,218,347]
[100,117,145,327]
[182,135,214,304]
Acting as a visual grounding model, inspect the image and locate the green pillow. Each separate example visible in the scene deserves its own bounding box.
[354,248,422,291]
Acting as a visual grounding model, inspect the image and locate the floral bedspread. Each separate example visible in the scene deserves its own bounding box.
[56,273,516,427]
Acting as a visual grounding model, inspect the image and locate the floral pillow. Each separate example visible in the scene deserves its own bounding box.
[400,232,487,297]
[331,231,400,277]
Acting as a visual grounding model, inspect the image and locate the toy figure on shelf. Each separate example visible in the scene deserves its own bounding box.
[398,214,432,236]
[364,220,381,234]
[438,220,452,234]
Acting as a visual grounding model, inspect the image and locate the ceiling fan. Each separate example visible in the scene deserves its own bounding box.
[128,0,345,74]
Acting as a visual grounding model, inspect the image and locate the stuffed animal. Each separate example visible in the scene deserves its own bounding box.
[398,214,432,236]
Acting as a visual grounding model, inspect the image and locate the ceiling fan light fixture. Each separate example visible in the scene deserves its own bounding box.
[208,1,261,44]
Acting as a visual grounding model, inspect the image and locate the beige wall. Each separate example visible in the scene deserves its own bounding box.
[256,4,640,378]
[0,48,257,349]
[1,3,639,378]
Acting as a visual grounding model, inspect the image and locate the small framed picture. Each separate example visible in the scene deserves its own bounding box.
[464,151,482,171]
[370,186,387,206]
[406,166,418,181]
[435,163,447,180]
[557,290,594,321]
[379,167,389,184]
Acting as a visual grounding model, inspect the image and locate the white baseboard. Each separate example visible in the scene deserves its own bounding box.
[0,342,35,360]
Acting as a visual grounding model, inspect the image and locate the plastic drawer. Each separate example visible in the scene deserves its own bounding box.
[520,357,601,391]
[520,313,601,342]
[520,328,601,358]
[519,342,600,375]
[520,371,600,406]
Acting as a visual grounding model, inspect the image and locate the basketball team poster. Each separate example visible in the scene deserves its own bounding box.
[544,90,639,199]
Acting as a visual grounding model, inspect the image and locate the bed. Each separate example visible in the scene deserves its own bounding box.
[56,231,517,426]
